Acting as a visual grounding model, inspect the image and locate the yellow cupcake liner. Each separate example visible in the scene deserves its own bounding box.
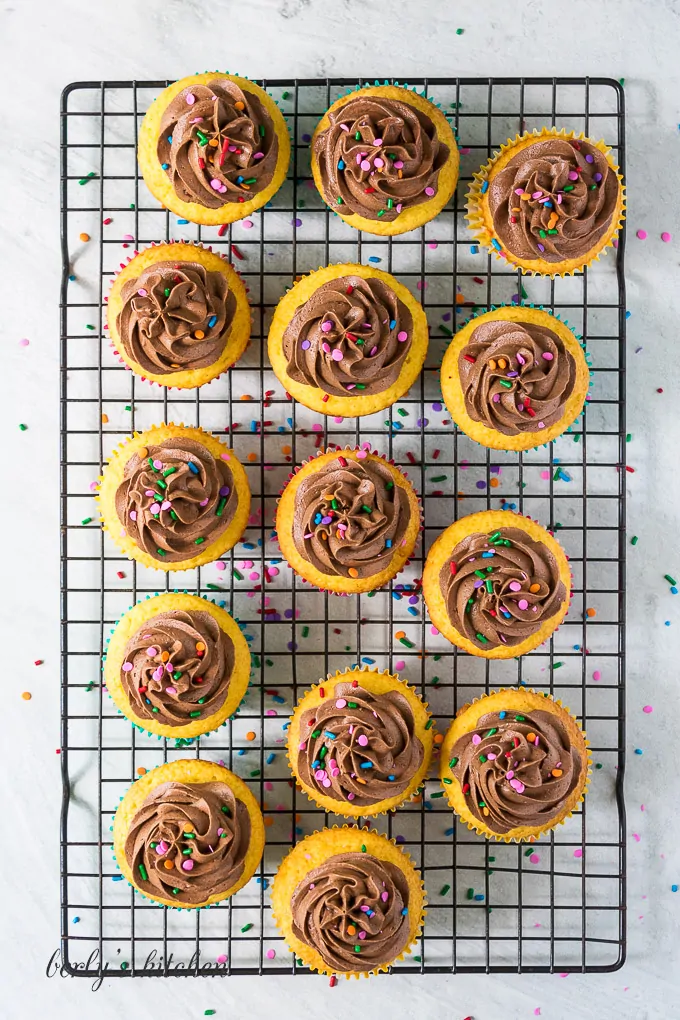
[275,446,422,595]
[96,423,251,572]
[270,825,426,978]
[103,592,252,740]
[440,304,592,451]
[422,509,572,659]
[311,83,459,237]
[111,758,265,908]
[106,242,251,390]
[268,262,428,417]
[138,72,290,226]
[439,688,591,843]
[466,127,626,276]
[286,666,434,818]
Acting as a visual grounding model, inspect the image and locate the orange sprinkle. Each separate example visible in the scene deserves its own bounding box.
[194,330,205,339]
[483,806,490,816]
[497,358,507,370]
[163,858,174,870]
[398,169,403,178]
[520,193,531,200]
[529,583,541,593]
[79,232,90,242]
[455,292,466,305]
[137,767,147,776]
[547,213,558,230]
[240,394,253,401]
[139,447,148,458]
[161,650,170,662]
[246,731,256,741]
[234,100,245,110]
[586,607,596,618]
[208,138,219,147]
[526,732,536,743]
[552,768,563,778]
[434,732,444,745]
[348,566,358,577]
[320,531,328,541]
[490,477,499,488]
[347,924,356,936]
[489,359,497,371]
[282,445,292,455]
[22,691,32,700]
[183,823,194,833]
[247,452,257,462]
[264,816,274,827]
[101,413,109,424]
[196,641,206,652]
[395,630,406,640]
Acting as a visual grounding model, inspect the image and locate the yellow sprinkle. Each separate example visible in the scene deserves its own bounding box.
[195,641,206,652]
[101,413,109,424]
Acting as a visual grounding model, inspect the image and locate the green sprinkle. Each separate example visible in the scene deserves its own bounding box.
[425,718,433,730]
[520,286,528,299]
[155,479,166,490]
[361,844,367,853]
[397,407,408,417]
[163,467,177,477]
[515,715,526,721]
[430,791,444,798]
[439,324,454,337]
[355,383,366,389]
[355,131,361,140]
[474,569,486,579]
[281,91,290,99]
[337,196,343,205]
[548,228,559,234]
[354,946,361,953]
[198,698,205,704]
[489,531,501,541]
[206,583,222,591]
[266,659,274,667]
[431,676,440,685]
[485,728,497,737]
[347,702,358,708]
[499,379,513,389]
[86,324,95,331]
[81,517,92,525]
[205,1012,217,1017]
[475,633,488,644]
[311,730,321,738]
[195,537,205,544]
[233,568,244,580]
[301,625,310,638]
[626,433,632,442]
[152,707,159,713]
[377,209,385,217]
[189,710,201,718]
[241,923,253,933]
[173,671,182,680]
[449,758,458,768]
[485,579,493,593]
[196,129,208,145]
[442,777,452,785]
[467,888,474,900]
[221,805,230,814]
[250,769,260,777]
[552,662,564,670]
[244,178,257,185]
[79,171,96,185]
[216,497,227,516]
[170,510,179,521]
[139,864,148,881]
[259,124,265,137]
[595,763,603,770]
[386,481,394,489]
[319,746,327,758]
[120,961,128,970]
[440,884,451,896]
[631,535,638,546]
[563,184,575,192]
[184,832,195,839]
[399,637,415,648]
[156,549,166,557]
[431,475,447,483]
[479,755,487,764]
[665,574,677,585]
[456,26,464,34]
[18,423,28,431]
[164,288,171,297]
[362,505,372,514]
[525,848,534,857]
[182,847,192,855]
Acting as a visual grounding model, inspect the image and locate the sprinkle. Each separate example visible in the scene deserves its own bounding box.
[661,232,672,242]
[78,172,96,185]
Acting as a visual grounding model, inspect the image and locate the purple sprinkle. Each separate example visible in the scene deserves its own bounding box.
[442,312,452,322]
[408,595,419,605]
[301,133,311,142]
[492,393,501,403]
[594,172,603,182]
[416,418,429,428]
[219,486,230,497]
[476,480,486,490]
[507,371,518,377]
[301,339,311,350]
[284,608,294,619]
[395,835,405,845]
[473,580,484,588]
[585,153,594,163]
[293,218,302,227]
[287,641,297,652]
[432,401,442,412]
[516,353,525,365]
[537,243,545,252]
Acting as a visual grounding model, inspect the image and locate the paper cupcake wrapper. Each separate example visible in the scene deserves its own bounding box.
[95,423,251,572]
[138,72,291,226]
[310,82,459,237]
[110,758,265,909]
[286,665,435,818]
[422,508,573,659]
[274,445,424,596]
[105,241,252,390]
[439,303,593,452]
[466,127,626,277]
[439,687,592,843]
[267,261,429,418]
[270,824,426,978]
[102,591,253,742]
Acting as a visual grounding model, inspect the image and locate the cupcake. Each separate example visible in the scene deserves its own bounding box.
[267,263,428,418]
[422,510,571,658]
[107,242,251,389]
[112,759,265,908]
[466,127,625,276]
[98,424,250,571]
[440,306,591,451]
[275,448,421,595]
[271,826,425,977]
[103,592,251,740]
[138,73,290,226]
[287,667,433,818]
[311,83,459,236]
[440,689,590,842]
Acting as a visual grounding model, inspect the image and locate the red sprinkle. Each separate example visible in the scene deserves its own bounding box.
[116,571,126,579]
[319,687,325,698]
[364,187,376,194]
[462,783,470,794]
[406,451,416,465]
[218,224,228,237]
[34,660,43,666]
[346,285,354,295]
[450,561,457,575]
[463,354,476,364]
[103,217,112,225]
[525,406,536,417]
[329,976,337,987]
[322,394,329,402]
[231,244,245,261]
[352,680,358,688]
[338,456,347,467]
[472,276,485,284]
[625,465,635,473]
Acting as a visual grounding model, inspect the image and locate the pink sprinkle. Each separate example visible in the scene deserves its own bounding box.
[315,769,326,781]
[395,660,405,671]
[217,828,224,836]
[216,561,226,571]
[216,954,228,964]
[518,599,529,610]
[592,670,601,681]
[253,152,264,160]
[633,833,641,842]
[397,331,408,342]
[361,159,371,172]
[661,231,672,242]
[487,752,496,761]
[356,450,367,459]
[153,459,163,469]
[373,138,383,146]
[331,349,343,362]
[509,581,522,592]
[636,229,647,240]
[537,421,545,429]
[374,157,384,168]
[146,647,158,657]
[322,778,332,788]
[394,160,404,169]
[19,338,29,347]
[424,186,435,196]
[165,662,174,673]
[531,190,542,199]
[145,489,155,498]
[200,498,209,506]
[573,848,583,858]
[381,891,389,902]
[509,778,525,793]
[514,188,524,195]
[530,853,540,864]
[322,342,331,354]
[340,123,349,132]
[165,686,177,695]
[182,860,194,871]
[542,351,554,361]
[210,179,222,191]
[396,203,403,213]
[357,734,369,747]
[643,705,653,713]
[321,320,333,332]
[540,470,550,480]
[185,93,195,105]
[242,220,254,229]
[122,661,133,672]
[347,792,355,800]
[161,500,171,511]
[137,288,148,297]
[506,770,514,780]
[492,393,500,402]
[336,699,347,708]
[568,170,579,181]
[266,949,276,960]
[358,930,367,939]
[471,733,482,745]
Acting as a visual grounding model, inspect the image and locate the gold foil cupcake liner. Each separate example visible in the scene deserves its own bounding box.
[274,445,423,595]
[422,509,572,659]
[103,591,252,741]
[106,241,252,390]
[111,759,265,909]
[286,665,434,818]
[96,423,251,572]
[267,261,429,418]
[466,127,626,277]
[270,825,426,978]
[439,687,592,843]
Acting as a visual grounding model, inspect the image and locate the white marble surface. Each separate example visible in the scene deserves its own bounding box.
[4,0,680,1017]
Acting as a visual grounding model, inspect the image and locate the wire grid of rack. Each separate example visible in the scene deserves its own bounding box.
[60,76,626,978]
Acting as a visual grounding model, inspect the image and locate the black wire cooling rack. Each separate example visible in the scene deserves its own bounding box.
[60,76,627,978]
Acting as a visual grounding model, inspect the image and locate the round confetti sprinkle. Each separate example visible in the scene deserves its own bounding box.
[642,705,653,713]
[242,220,254,229]
[661,232,672,242]
[636,229,647,240]
[573,848,583,858]
[529,853,540,864]
[216,953,228,964]
[266,949,276,959]
[22,692,32,700]
[592,670,601,681]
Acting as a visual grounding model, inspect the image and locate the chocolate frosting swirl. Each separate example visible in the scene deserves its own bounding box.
[439,527,565,650]
[117,260,237,375]
[292,456,411,579]
[119,610,235,727]
[458,319,576,435]
[450,708,583,834]
[157,79,278,209]
[488,137,619,262]
[282,276,413,396]
[290,852,411,971]
[124,780,251,903]
[296,681,423,807]
[114,438,237,563]
[314,94,449,221]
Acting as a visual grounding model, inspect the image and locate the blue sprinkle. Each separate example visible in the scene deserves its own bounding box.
[634,748,643,755]
[219,600,226,608]
[389,319,396,329]
[481,551,494,558]
[424,799,433,811]
[474,893,485,901]
[312,760,320,768]
[250,420,258,433]
[368,256,381,263]
[360,762,373,769]
[337,160,345,170]
[112,875,123,882]
[286,417,293,427]
[470,245,479,254]
[385,539,392,548]
[481,180,489,194]
[392,421,403,430]
[188,462,199,474]
[491,238,502,251]
[672,587,678,595]
[544,201,553,208]
[666,620,671,626]
[167,136,173,143]
[208,315,217,328]
[272,694,285,704]
[388,775,395,781]
[237,748,246,756]
[324,730,337,739]
[625,310,631,319]
[499,711,506,719]
[444,827,455,836]
[243,542,256,550]
[407,607,418,616]
[73,916,80,923]
[282,722,290,730]
[177,218,189,224]
[295,827,303,835]
[237,175,244,184]
[361,656,376,664]
[502,611,511,619]
[161,163,169,170]
[68,274,76,281]
[392,591,402,601]
[401,907,408,915]
[266,753,275,764]
[672,885,678,892]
